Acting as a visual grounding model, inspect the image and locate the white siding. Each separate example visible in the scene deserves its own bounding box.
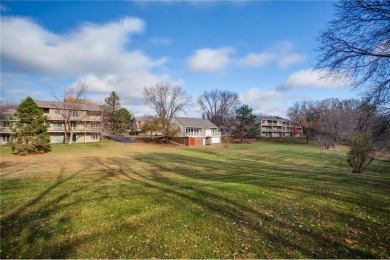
[211,137,220,144]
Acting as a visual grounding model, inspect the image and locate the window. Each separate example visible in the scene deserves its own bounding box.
[2,135,11,142]
[91,133,99,140]
[72,110,78,117]
[2,121,12,127]
[186,128,200,133]
[53,121,63,130]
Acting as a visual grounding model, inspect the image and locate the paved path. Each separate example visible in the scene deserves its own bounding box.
[103,134,136,143]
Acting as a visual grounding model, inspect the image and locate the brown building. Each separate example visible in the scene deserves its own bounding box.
[0,100,103,145]
[257,116,303,137]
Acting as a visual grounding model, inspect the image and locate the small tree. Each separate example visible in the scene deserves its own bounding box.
[102,91,121,132]
[113,107,132,134]
[347,132,375,173]
[140,116,161,139]
[161,120,180,143]
[11,97,50,154]
[222,134,232,156]
[235,104,260,143]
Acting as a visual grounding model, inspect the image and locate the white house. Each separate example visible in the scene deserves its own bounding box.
[171,117,221,146]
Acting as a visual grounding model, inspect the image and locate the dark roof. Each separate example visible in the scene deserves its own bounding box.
[173,117,218,128]
[33,100,101,112]
[134,116,156,121]
[257,116,290,122]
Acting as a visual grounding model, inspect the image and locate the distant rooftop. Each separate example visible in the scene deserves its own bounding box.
[173,117,218,128]
[32,100,101,112]
[257,115,290,122]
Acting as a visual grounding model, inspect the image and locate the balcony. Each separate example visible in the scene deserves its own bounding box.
[184,131,221,137]
[0,127,12,133]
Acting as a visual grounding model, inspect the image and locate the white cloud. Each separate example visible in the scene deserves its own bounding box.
[1,16,183,116]
[187,47,235,72]
[76,72,185,116]
[280,68,353,90]
[240,41,306,68]
[240,52,275,67]
[278,53,306,68]
[240,87,290,117]
[0,16,163,75]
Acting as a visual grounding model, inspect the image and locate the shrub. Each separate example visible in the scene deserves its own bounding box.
[347,132,374,173]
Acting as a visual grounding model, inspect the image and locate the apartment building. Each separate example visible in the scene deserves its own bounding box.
[257,116,303,138]
[0,108,17,145]
[0,100,103,145]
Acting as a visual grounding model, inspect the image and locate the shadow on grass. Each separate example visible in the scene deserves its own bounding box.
[130,153,389,257]
[0,160,118,258]
[1,151,389,258]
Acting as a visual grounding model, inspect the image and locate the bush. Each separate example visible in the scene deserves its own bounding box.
[347,132,375,173]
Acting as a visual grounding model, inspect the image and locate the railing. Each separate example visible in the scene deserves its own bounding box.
[44,114,101,121]
[50,126,101,131]
[0,127,12,133]
[184,131,221,137]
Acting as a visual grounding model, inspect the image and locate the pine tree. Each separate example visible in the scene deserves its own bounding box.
[236,104,260,143]
[102,91,121,132]
[113,107,132,134]
[11,97,50,154]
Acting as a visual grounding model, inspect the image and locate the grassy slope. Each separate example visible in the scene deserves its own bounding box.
[0,140,389,258]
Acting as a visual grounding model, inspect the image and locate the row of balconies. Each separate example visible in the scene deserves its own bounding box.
[49,126,102,132]
[1,125,101,133]
[43,113,101,121]
[261,122,292,126]
[260,129,295,133]
[0,127,11,133]
[184,131,221,137]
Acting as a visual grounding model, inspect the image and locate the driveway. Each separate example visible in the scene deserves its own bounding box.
[103,134,136,143]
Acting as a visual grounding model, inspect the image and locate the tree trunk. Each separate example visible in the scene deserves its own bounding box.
[306,134,309,144]
[69,130,73,145]
[63,122,68,144]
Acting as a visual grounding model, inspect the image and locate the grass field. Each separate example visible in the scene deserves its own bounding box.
[1,139,389,258]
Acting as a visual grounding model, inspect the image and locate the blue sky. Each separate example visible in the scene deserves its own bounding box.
[0,1,356,117]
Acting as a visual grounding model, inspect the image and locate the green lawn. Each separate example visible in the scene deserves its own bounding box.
[1,140,389,258]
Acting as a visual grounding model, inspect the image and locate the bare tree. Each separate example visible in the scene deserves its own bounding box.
[316,0,390,145]
[52,83,100,144]
[197,89,240,128]
[0,99,18,121]
[319,98,356,148]
[288,101,323,144]
[143,82,192,128]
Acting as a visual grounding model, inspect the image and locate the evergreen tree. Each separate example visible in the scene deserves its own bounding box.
[236,104,260,143]
[11,97,50,154]
[102,91,121,132]
[113,107,132,134]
